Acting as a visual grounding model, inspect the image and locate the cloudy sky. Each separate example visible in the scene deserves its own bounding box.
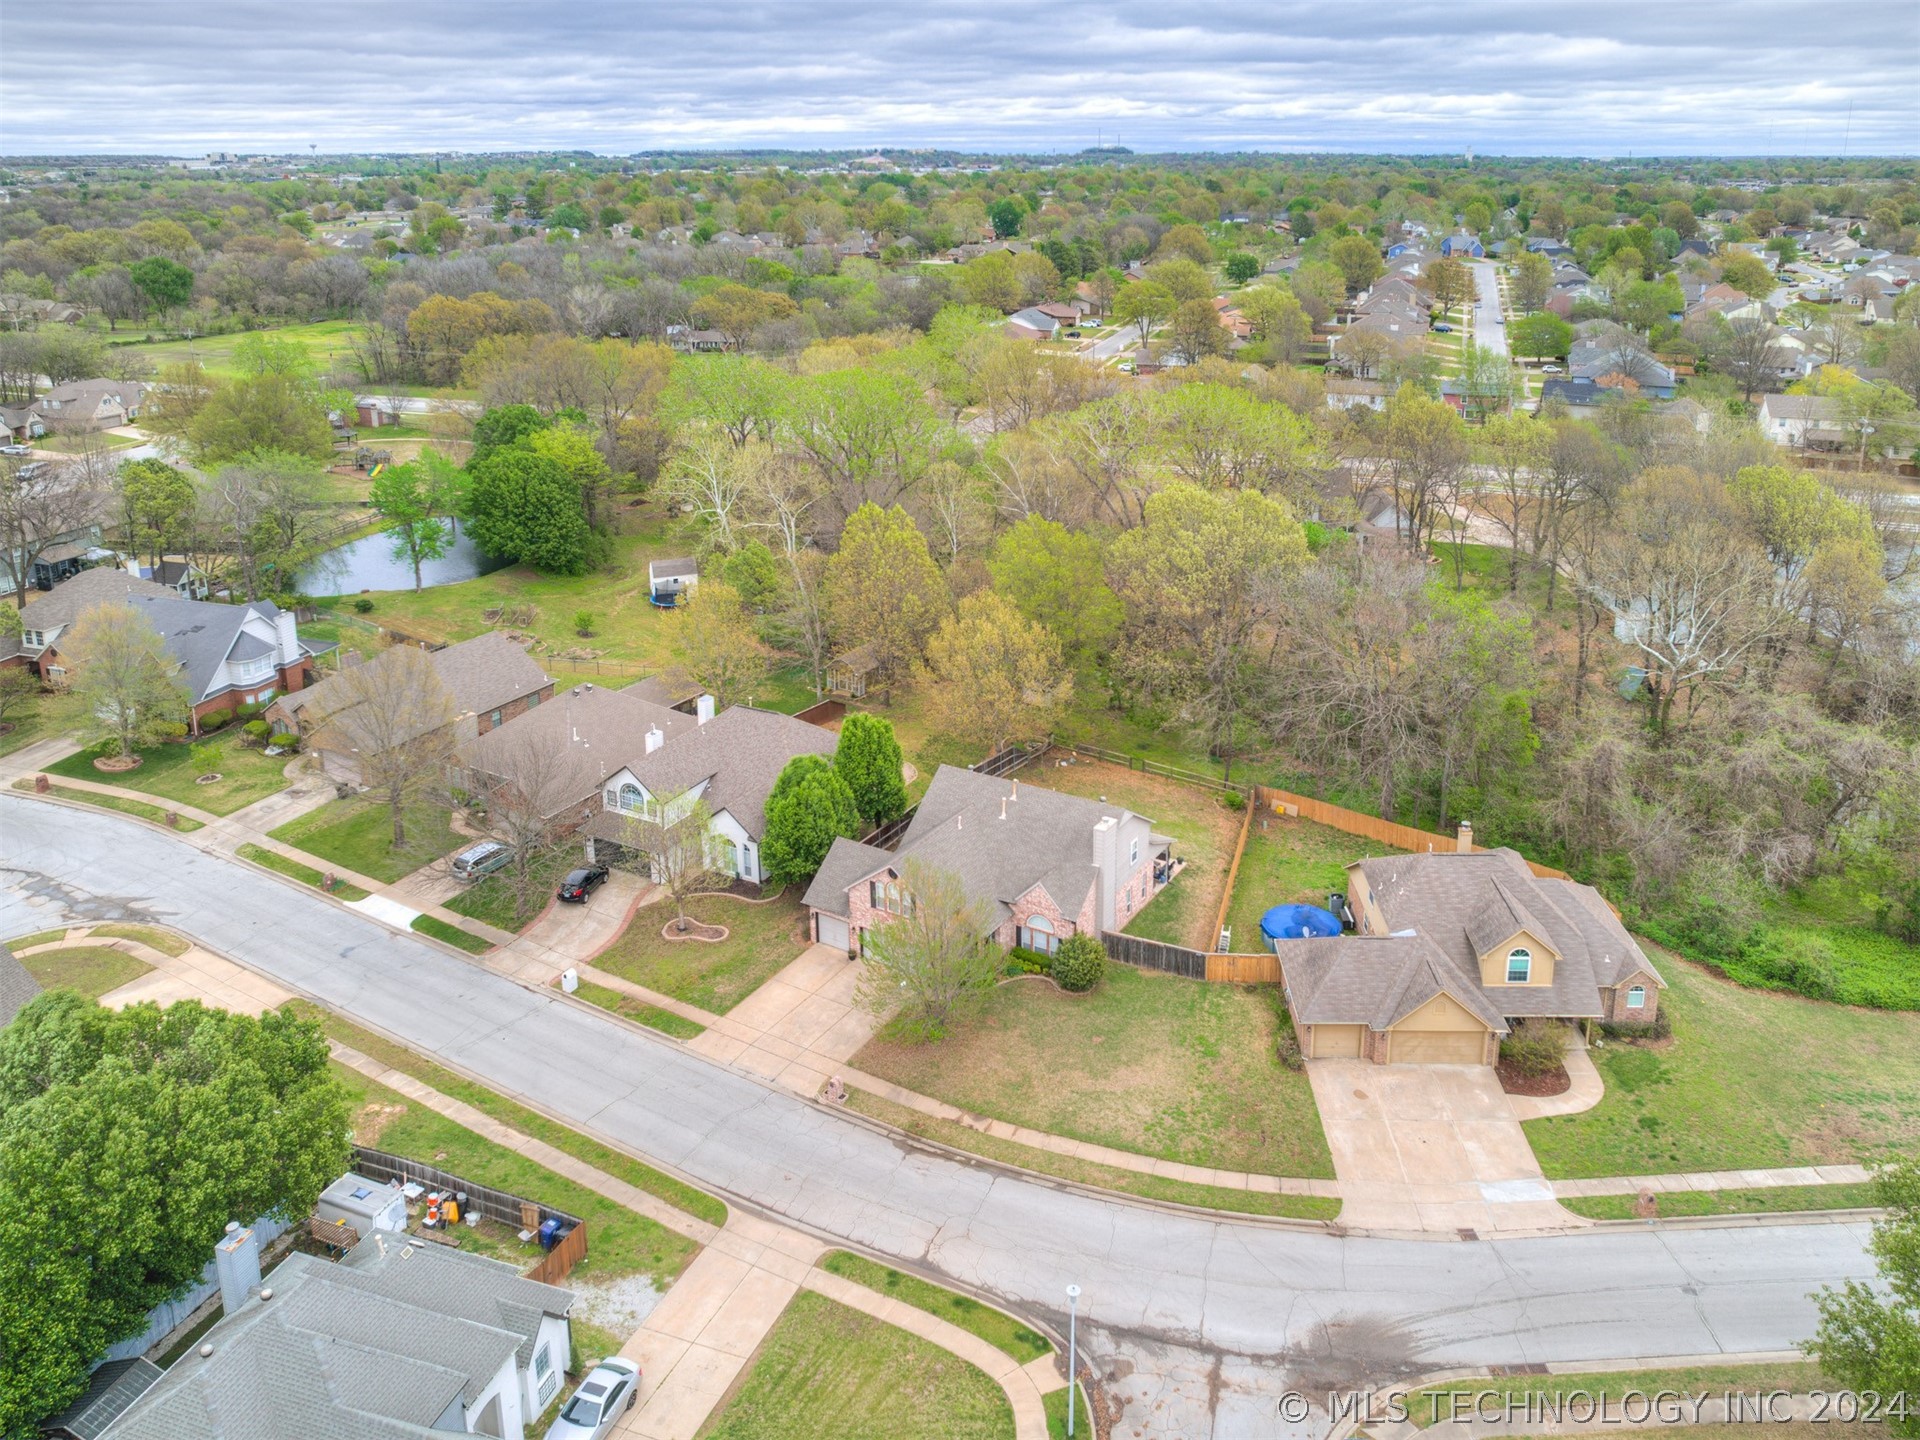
[4,1,1915,156]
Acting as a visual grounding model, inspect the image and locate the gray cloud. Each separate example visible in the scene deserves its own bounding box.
[3,0,1914,155]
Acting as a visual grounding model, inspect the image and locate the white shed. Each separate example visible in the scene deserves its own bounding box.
[315,1171,408,1237]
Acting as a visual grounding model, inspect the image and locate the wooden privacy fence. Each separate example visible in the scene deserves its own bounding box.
[1252,783,1572,880]
[794,698,845,726]
[1098,932,1280,984]
[350,1144,588,1285]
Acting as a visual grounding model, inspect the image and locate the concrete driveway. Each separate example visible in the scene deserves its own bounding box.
[1307,1059,1574,1234]
[489,869,652,983]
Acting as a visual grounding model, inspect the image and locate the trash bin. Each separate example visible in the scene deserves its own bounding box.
[538,1218,562,1251]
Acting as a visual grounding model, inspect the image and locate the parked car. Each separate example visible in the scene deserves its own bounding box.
[0,443,33,457]
[544,1357,640,1440]
[1434,323,1452,333]
[1542,363,1564,373]
[1065,329,1081,337]
[556,865,610,903]
[451,841,512,881]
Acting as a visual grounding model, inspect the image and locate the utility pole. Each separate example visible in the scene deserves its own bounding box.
[1066,1283,1082,1436]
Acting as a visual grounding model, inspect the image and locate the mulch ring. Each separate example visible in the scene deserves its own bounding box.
[1496,1058,1571,1096]
[92,755,143,773]
[661,918,729,943]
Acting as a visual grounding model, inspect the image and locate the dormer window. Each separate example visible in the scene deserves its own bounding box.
[1506,947,1532,984]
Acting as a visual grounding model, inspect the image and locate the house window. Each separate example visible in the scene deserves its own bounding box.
[1129,837,1139,866]
[526,691,540,708]
[869,877,912,915]
[1505,947,1532,984]
[534,1346,551,1379]
[490,708,503,728]
[1626,984,1647,1008]
[20,629,42,649]
[1017,913,1059,955]
[604,788,618,810]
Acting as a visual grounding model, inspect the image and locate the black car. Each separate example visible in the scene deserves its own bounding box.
[556,866,610,903]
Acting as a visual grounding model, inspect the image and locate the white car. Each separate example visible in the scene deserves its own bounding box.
[545,1357,640,1440]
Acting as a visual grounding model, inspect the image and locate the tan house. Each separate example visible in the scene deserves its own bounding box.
[1279,847,1663,1065]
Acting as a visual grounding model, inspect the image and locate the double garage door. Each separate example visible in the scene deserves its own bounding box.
[1389,1028,1486,1065]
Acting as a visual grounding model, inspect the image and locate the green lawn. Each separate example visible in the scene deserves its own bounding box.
[1223,815,1392,955]
[1760,871,1920,1011]
[331,1062,700,1286]
[574,980,707,1039]
[86,924,189,957]
[267,798,461,884]
[1523,950,1920,1178]
[46,741,291,817]
[820,1252,1050,1363]
[235,843,371,901]
[300,1004,728,1228]
[592,891,808,1015]
[14,778,207,832]
[1407,1362,1830,1430]
[1022,758,1246,952]
[854,961,1334,1179]
[0,688,84,756]
[16,944,151,999]
[442,850,572,932]
[698,1290,1014,1440]
[1560,1182,1882,1221]
[411,914,494,954]
[110,319,368,382]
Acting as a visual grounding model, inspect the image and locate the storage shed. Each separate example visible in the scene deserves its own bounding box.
[315,1171,408,1237]
[648,557,700,605]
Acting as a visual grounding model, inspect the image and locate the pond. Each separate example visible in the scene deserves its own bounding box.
[296,524,495,595]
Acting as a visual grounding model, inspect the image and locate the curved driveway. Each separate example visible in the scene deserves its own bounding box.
[0,797,1874,1438]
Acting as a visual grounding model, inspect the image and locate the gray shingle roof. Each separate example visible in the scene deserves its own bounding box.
[617,705,837,839]
[40,1357,161,1440]
[333,1235,572,1369]
[287,631,549,725]
[0,942,41,1028]
[1281,935,1509,1032]
[802,837,900,917]
[5,568,172,663]
[463,681,696,817]
[113,594,284,703]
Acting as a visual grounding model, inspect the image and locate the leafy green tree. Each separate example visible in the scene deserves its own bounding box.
[1512,250,1554,314]
[63,602,190,756]
[689,283,801,349]
[127,255,194,316]
[987,198,1025,239]
[854,859,1000,1041]
[187,371,334,463]
[1222,252,1260,285]
[1328,233,1385,294]
[834,712,908,826]
[470,402,550,458]
[464,445,594,574]
[918,590,1072,754]
[1509,312,1574,360]
[1113,281,1174,342]
[986,514,1122,660]
[370,458,453,592]
[1719,252,1776,300]
[760,753,863,885]
[1166,297,1231,364]
[0,995,349,1437]
[1234,286,1313,363]
[823,503,950,702]
[722,540,783,611]
[115,457,195,567]
[1808,1162,1920,1438]
[1146,257,1210,303]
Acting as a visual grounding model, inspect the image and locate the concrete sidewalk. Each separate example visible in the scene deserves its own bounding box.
[686,942,877,1095]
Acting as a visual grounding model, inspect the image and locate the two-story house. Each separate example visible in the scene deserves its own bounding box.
[803,764,1176,956]
[1277,846,1664,1065]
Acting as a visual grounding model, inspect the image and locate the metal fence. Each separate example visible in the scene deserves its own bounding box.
[350,1145,589,1284]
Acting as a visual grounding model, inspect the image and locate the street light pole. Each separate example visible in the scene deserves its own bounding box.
[1065,1283,1081,1437]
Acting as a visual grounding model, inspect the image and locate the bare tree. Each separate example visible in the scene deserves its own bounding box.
[1711,316,1789,402]
[854,858,1000,1042]
[619,789,723,931]
[0,457,106,606]
[311,645,460,847]
[461,724,593,925]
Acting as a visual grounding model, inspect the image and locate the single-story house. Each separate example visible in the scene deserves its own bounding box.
[586,704,836,885]
[804,764,1174,955]
[1567,340,1677,399]
[272,630,555,786]
[97,1236,574,1440]
[1440,233,1485,258]
[1324,377,1390,411]
[1756,392,1845,448]
[22,378,146,434]
[1006,307,1062,341]
[1278,845,1664,1065]
[648,556,699,604]
[133,558,211,599]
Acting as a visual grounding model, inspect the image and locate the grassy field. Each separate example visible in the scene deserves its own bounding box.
[267,797,461,884]
[1407,1362,1830,1430]
[1523,949,1920,1178]
[332,1062,700,1286]
[854,961,1334,1178]
[1022,756,1246,951]
[1560,1181,1882,1221]
[593,891,809,1015]
[301,1003,728,1228]
[819,1252,1050,1363]
[1222,815,1393,955]
[109,319,367,381]
[1759,870,1920,1011]
[574,980,707,1039]
[698,1290,1015,1440]
[46,741,291,817]
[14,777,207,831]
[17,944,151,999]
[235,842,371,901]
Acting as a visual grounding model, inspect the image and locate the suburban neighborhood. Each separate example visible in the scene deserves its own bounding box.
[1,15,1918,1440]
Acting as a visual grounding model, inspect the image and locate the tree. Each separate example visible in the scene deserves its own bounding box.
[0,457,105,607]
[760,753,862,885]
[311,643,459,848]
[470,402,551,458]
[127,255,195,317]
[1146,257,1210,303]
[1289,261,1347,324]
[987,198,1025,239]
[0,996,347,1439]
[918,590,1072,755]
[824,502,950,702]
[955,252,1019,312]
[1166,297,1230,365]
[370,458,453,592]
[1512,250,1554,314]
[463,727,581,925]
[1719,252,1776,300]
[186,371,335,463]
[1381,385,1471,549]
[201,451,329,601]
[986,514,1122,660]
[116,458,194,568]
[689,283,801,350]
[1222,251,1260,285]
[62,603,189,757]
[1424,255,1472,317]
[0,665,41,730]
[623,790,723,930]
[1106,483,1308,779]
[1808,1161,1920,1439]
[1472,414,1552,591]
[1329,233,1385,294]
[526,422,618,532]
[678,579,771,707]
[1509,312,1574,360]
[782,367,950,514]
[722,540,783,611]
[465,444,594,574]
[1710,315,1788,403]
[834,712,908,827]
[854,859,1000,1042]
[1112,281,1173,342]
[1235,286,1313,363]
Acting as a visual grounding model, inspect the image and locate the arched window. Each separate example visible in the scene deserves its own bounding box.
[1626,984,1647,1008]
[1017,913,1059,955]
[619,782,644,813]
[1505,947,1532,984]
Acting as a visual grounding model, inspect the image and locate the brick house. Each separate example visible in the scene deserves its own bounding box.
[1277,846,1664,1066]
[803,764,1175,956]
[273,630,555,786]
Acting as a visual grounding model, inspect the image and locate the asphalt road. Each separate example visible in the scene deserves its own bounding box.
[1471,260,1508,359]
[0,797,1875,1438]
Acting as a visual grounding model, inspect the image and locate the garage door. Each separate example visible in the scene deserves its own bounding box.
[1390,1029,1486,1065]
[816,913,850,950]
[1310,1024,1364,1059]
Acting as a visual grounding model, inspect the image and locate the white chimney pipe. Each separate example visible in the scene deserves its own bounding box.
[696,693,716,723]
[999,796,1007,820]
[645,725,665,754]
[215,1226,262,1313]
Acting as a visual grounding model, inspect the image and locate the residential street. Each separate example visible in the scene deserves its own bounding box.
[1470,260,1508,359]
[0,797,1877,1439]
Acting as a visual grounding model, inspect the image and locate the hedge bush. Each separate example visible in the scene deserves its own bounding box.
[198,708,233,732]
[267,732,299,751]
[1599,1013,1671,1041]
[242,720,272,744]
[1499,1018,1569,1076]
[1004,947,1051,976]
[1051,933,1106,993]
[154,721,188,741]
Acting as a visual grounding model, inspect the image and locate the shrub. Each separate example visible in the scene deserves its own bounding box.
[1599,1013,1671,1041]
[268,732,299,751]
[153,721,189,741]
[353,597,375,613]
[1051,932,1106,993]
[198,708,233,732]
[1222,789,1246,811]
[1004,947,1051,976]
[1500,1018,1569,1077]
[242,719,272,744]
[235,701,267,721]
[573,609,595,636]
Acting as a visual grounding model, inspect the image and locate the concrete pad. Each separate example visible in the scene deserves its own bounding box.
[347,893,421,929]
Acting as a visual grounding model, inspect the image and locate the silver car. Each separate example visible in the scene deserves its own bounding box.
[545,1357,640,1440]
[451,840,511,880]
